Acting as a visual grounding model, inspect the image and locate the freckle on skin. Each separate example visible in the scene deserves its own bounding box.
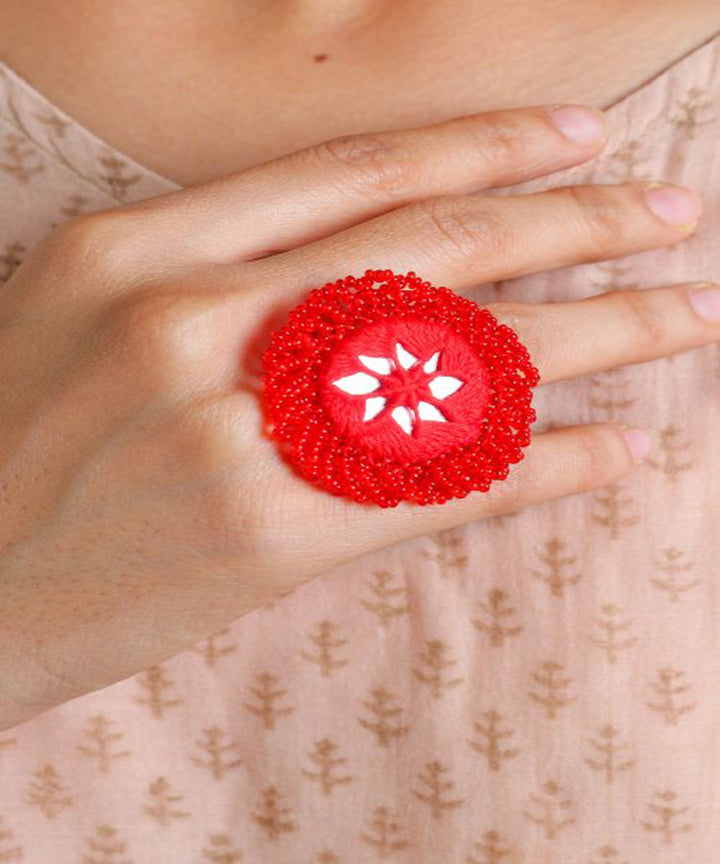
[313,53,329,63]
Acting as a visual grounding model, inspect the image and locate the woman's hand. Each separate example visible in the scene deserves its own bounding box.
[1,104,717,731]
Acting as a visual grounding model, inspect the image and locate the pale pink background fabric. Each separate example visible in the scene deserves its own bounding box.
[1,33,720,863]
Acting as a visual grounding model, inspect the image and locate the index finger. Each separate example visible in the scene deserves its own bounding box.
[119,104,607,266]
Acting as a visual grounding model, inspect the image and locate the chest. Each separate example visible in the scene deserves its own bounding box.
[1,0,719,187]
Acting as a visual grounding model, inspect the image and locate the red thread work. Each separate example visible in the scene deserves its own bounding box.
[260,269,540,508]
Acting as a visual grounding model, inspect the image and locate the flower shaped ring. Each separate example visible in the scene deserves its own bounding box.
[261,270,540,507]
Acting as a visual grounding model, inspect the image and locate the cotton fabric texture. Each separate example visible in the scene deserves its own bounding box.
[1,34,720,863]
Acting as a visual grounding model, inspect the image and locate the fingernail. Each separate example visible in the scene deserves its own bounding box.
[620,426,653,464]
[688,282,720,321]
[644,182,702,228]
[547,105,606,145]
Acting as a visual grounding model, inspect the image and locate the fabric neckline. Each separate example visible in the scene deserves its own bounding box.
[2,27,720,192]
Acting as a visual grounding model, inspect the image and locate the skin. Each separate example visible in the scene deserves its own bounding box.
[1,104,720,731]
[1,4,719,729]
[1,0,720,185]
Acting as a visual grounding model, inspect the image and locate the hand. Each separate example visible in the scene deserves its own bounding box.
[1,104,716,730]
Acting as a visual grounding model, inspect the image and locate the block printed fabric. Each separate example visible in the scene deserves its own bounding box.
[1,34,720,863]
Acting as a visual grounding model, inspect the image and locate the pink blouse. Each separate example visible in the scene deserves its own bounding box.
[1,31,720,864]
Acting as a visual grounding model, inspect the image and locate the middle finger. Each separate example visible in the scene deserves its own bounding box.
[250,180,702,302]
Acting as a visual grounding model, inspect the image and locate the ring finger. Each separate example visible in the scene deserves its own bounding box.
[482,280,720,385]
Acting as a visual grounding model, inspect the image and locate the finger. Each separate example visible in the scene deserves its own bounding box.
[486,281,720,384]
[253,421,651,575]
[340,422,652,555]
[114,104,607,266]
[249,180,702,304]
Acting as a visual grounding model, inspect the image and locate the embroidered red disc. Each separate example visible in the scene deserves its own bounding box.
[260,269,540,508]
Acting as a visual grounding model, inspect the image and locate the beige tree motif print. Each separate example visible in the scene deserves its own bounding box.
[133,664,184,719]
[76,715,131,774]
[420,528,468,573]
[243,671,294,730]
[530,538,583,597]
[357,686,410,747]
[80,825,133,864]
[647,424,694,478]
[467,711,521,771]
[650,547,701,600]
[190,628,238,668]
[360,570,410,627]
[528,660,576,719]
[523,780,576,840]
[0,131,44,183]
[641,790,693,846]
[312,852,340,864]
[467,830,519,864]
[589,261,640,295]
[191,727,243,780]
[0,240,25,283]
[0,70,142,201]
[584,725,635,784]
[1,29,720,864]
[200,834,244,862]
[300,620,350,677]
[669,86,716,139]
[411,761,465,821]
[25,765,73,819]
[590,481,641,539]
[645,667,696,724]
[360,805,409,857]
[590,603,639,664]
[412,639,464,698]
[473,588,523,646]
[588,369,639,422]
[250,786,297,841]
[588,847,628,864]
[142,777,191,827]
[301,738,353,796]
[0,814,23,862]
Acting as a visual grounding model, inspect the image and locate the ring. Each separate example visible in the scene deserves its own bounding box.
[261,269,540,507]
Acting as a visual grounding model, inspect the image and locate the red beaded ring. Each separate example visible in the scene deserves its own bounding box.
[260,269,540,508]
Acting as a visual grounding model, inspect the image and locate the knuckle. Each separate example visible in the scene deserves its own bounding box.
[575,426,621,490]
[170,397,242,477]
[485,301,542,352]
[96,291,214,389]
[315,132,416,198]
[482,462,531,515]
[566,184,630,252]
[612,288,667,346]
[168,399,266,558]
[46,211,136,275]
[459,111,531,168]
[481,423,631,517]
[410,195,509,260]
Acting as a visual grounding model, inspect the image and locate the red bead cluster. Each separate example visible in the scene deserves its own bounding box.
[260,269,540,508]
